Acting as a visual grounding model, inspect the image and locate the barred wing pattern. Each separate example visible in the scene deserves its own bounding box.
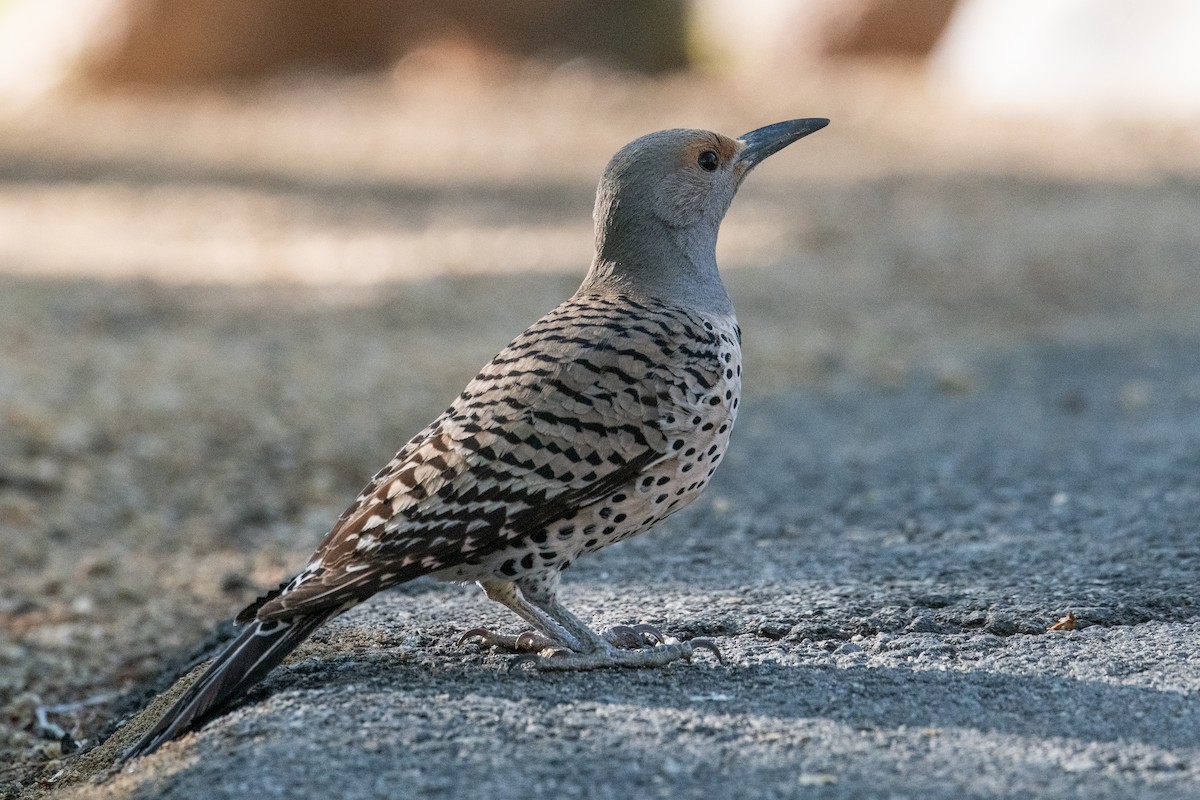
[239,293,739,624]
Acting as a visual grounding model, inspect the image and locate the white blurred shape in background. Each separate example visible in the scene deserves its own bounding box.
[0,0,125,109]
[931,0,1200,120]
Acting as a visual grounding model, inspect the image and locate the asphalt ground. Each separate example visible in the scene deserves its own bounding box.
[46,331,1200,800]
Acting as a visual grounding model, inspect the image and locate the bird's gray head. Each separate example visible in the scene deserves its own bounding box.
[580,118,828,312]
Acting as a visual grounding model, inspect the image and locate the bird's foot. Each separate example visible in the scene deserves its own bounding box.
[458,627,563,655]
[509,637,723,671]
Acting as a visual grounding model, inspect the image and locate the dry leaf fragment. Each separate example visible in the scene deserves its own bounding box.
[1048,612,1076,631]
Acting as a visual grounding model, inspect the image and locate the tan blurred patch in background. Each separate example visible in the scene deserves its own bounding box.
[0,1,1198,795]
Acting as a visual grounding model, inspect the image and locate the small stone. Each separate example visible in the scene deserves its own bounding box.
[984,612,1018,636]
[756,622,792,640]
[1118,380,1152,412]
[934,362,975,394]
[1061,756,1100,773]
[70,595,96,615]
[797,773,838,786]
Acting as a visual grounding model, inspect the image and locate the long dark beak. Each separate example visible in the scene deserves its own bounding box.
[736,118,829,169]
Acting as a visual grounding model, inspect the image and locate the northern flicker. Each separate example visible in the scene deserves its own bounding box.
[124,117,829,760]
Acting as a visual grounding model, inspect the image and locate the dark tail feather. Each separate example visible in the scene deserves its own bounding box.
[123,611,334,761]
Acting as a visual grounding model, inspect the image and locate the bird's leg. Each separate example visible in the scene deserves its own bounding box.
[511,579,723,671]
[461,577,721,669]
[458,579,583,654]
[514,578,667,652]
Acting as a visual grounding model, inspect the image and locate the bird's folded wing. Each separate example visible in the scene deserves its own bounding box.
[242,296,696,622]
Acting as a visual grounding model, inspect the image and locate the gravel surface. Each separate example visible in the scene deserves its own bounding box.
[1,64,1198,799]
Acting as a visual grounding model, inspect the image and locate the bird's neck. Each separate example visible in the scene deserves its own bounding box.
[579,215,734,315]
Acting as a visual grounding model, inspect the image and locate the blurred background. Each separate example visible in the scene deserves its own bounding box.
[1,0,1198,790]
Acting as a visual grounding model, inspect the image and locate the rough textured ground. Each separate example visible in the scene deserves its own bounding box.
[1,63,1198,798]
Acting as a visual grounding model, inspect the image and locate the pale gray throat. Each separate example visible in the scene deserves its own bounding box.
[579,209,734,316]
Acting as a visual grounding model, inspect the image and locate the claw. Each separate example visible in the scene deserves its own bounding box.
[604,623,668,649]
[603,625,643,649]
[687,637,724,665]
[457,627,493,647]
[630,623,665,645]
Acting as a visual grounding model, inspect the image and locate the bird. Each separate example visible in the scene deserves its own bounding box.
[123,117,829,760]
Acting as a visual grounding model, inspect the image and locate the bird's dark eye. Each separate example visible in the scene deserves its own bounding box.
[697,150,719,171]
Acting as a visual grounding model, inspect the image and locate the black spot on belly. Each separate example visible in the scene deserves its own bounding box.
[520,554,534,570]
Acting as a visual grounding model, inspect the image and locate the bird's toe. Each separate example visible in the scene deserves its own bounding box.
[458,627,563,654]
